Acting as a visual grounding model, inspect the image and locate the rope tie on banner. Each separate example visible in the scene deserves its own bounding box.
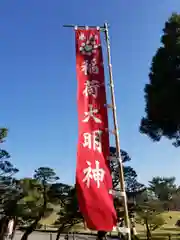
[117,191,127,198]
[105,128,116,135]
[104,103,114,109]
[109,189,127,198]
[108,82,114,88]
[104,103,117,112]
[117,156,123,164]
[119,191,126,197]
[114,226,131,235]
[107,156,116,161]
[107,156,123,162]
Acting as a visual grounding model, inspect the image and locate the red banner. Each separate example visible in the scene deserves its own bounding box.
[75,28,117,231]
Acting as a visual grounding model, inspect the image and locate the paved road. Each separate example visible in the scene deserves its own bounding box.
[13,231,97,240]
[13,231,56,240]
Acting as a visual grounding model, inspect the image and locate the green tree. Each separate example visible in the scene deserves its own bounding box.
[109,147,130,189]
[136,200,165,240]
[0,128,20,240]
[140,13,180,146]
[148,177,177,211]
[109,146,145,236]
[48,182,71,208]
[55,186,82,240]
[34,167,59,216]
[20,167,59,240]
[0,128,8,143]
[109,147,144,195]
[17,178,43,227]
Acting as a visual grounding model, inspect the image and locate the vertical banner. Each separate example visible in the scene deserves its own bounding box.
[75,28,117,231]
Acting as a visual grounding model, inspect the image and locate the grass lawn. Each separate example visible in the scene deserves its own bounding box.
[39,210,180,238]
[135,211,180,238]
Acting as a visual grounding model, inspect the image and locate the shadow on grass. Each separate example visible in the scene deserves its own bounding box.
[138,238,180,240]
[162,227,180,232]
[137,233,180,240]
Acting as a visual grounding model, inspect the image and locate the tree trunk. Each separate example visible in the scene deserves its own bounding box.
[97,231,107,240]
[21,183,47,240]
[56,223,66,240]
[145,218,151,240]
[0,216,8,240]
[20,208,46,240]
[56,217,82,240]
[20,207,46,240]
[10,217,18,240]
[20,217,40,240]
[56,221,74,240]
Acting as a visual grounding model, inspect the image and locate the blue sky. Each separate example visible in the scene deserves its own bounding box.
[0,0,180,185]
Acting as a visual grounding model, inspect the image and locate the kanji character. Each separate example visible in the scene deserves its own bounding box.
[83,80,100,98]
[81,58,99,75]
[82,105,101,123]
[82,160,105,188]
[82,130,102,153]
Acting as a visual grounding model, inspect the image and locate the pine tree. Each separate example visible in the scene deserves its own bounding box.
[140,13,180,146]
